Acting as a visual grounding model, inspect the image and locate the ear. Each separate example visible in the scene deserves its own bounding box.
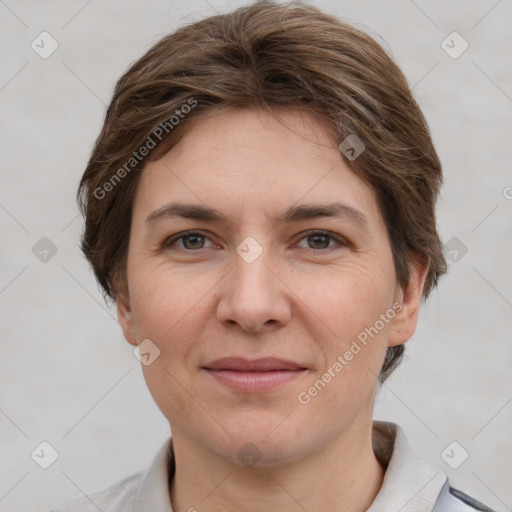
[387,257,429,348]
[116,291,138,347]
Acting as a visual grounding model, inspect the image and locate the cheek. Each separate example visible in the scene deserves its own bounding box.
[129,268,217,425]
[129,262,214,341]
[293,263,394,403]
[294,262,395,342]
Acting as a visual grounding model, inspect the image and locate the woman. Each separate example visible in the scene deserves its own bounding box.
[53,2,495,510]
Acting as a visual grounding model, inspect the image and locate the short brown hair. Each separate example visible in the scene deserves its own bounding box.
[78,1,447,382]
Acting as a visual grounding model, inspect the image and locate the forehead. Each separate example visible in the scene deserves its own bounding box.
[133,108,382,228]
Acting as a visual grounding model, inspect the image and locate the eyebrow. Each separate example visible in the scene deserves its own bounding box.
[145,201,368,230]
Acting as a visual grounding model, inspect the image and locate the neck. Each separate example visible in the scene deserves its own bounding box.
[169,422,385,512]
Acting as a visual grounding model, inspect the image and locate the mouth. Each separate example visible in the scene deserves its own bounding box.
[201,357,308,392]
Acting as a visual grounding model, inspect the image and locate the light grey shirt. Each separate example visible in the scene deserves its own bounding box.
[50,422,495,512]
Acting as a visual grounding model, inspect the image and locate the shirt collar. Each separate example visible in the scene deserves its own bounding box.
[368,422,447,512]
[134,422,447,512]
[134,437,174,510]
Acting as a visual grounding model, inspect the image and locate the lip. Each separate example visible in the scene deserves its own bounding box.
[203,357,306,372]
[202,357,308,393]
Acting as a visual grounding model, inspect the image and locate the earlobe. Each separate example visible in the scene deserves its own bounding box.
[387,259,429,348]
[116,292,138,347]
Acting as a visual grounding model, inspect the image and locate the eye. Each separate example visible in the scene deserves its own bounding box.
[162,230,348,252]
[163,231,214,250]
[295,231,347,250]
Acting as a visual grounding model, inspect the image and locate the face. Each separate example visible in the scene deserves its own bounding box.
[118,108,425,466]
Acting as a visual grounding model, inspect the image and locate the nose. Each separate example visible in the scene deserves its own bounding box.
[215,248,291,333]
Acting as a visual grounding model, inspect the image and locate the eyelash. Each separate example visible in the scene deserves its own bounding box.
[162,230,349,252]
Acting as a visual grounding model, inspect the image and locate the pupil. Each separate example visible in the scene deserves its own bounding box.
[182,235,330,250]
[185,235,203,249]
[310,235,328,249]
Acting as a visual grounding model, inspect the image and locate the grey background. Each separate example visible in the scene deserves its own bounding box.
[1,0,511,510]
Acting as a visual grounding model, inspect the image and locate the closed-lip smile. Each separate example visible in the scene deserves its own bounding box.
[202,357,308,392]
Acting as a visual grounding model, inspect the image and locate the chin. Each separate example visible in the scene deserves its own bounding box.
[222,437,307,468]
[208,415,310,467]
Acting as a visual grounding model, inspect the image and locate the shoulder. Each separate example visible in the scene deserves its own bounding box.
[49,437,174,512]
[48,471,144,512]
[434,483,498,512]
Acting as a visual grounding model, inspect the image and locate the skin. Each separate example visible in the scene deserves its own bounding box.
[117,108,427,512]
